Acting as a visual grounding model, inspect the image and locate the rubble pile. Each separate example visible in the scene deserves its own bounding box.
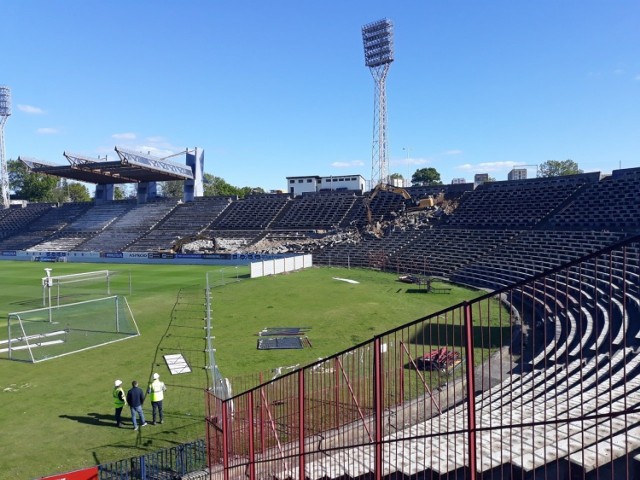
[232,230,362,255]
[363,200,455,238]
[180,239,215,253]
[177,197,459,255]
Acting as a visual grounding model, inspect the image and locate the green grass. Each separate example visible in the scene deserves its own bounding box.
[0,262,485,479]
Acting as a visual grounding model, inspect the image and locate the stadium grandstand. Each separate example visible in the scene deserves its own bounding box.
[2,167,640,479]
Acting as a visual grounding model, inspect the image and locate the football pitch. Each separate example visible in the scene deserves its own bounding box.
[0,261,485,479]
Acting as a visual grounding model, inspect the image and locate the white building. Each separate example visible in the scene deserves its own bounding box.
[286,176,320,196]
[286,175,365,196]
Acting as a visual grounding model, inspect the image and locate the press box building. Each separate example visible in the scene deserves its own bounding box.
[286,175,366,197]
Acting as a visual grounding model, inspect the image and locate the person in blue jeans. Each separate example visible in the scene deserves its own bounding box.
[126,380,148,430]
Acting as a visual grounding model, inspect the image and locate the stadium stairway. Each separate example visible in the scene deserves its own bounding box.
[237,239,640,480]
[0,202,92,250]
[263,349,640,480]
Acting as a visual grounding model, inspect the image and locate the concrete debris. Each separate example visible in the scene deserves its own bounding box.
[247,230,362,255]
[180,239,215,253]
[177,198,459,255]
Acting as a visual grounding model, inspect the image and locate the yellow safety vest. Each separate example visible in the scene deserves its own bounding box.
[113,387,126,408]
[149,380,165,402]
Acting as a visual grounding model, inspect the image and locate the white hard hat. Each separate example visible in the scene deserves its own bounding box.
[114,379,122,387]
[153,373,160,380]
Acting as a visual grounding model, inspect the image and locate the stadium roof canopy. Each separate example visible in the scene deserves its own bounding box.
[19,147,194,185]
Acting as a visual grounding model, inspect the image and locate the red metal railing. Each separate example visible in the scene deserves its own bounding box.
[206,237,640,480]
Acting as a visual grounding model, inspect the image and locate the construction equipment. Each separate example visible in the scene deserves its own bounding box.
[365,183,435,225]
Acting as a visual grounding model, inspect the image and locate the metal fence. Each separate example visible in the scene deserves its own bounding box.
[98,438,207,479]
[206,236,640,480]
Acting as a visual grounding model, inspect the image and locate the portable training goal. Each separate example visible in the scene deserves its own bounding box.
[4,295,139,363]
[40,269,126,307]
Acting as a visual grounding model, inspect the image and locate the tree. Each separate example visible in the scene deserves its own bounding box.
[411,167,442,186]
[50,180,91,203]
[539,159,583,177]
[204,174,235,196]
[8,159,58,201]
[159,180,184,198]
[113,186,128,200]
[389,173,403,180]
[67,182,91,202]
[202,174,264,198]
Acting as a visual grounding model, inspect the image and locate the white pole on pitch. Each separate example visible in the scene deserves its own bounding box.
[7,314,13,360]
[115,296,120,333]
[44,268,53,323]
[205,272,216,391]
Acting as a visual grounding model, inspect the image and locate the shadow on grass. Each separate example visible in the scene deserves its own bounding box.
[60,412,120,427]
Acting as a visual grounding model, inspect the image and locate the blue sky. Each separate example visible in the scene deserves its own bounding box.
[1,1,639,192]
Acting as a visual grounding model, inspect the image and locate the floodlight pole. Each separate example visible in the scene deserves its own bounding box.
[403,147,411,187]
[362,19,394,188]
[0,86,12,209]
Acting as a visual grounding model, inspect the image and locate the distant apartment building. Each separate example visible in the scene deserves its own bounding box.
[451,178,466,184]
[508,168,527,181]
[474,173,489,187]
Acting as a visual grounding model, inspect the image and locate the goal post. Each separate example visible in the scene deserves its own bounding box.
[4,295,139,363]
[40,269,131,307]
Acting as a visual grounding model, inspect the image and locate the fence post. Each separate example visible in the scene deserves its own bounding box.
[463,302,477,480]
[334,357,340,430]
[248,391,256,480]
[298,369,306,480]
[373,336,383,480]
[178,444,186,475]
[140,456,147,480]
[222,399,230,480]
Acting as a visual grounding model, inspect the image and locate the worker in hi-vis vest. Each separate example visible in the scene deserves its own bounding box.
[147,372,167,425]
[113,379,127,428]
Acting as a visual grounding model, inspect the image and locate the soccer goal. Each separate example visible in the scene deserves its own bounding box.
[40,269,129,307]
[4,295,139,363]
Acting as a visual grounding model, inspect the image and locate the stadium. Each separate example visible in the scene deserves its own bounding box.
[1,9,639,480]
[0,165,639,480]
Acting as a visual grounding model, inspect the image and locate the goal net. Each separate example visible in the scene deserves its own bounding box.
[40,270,129,306]
[4,295,139,363]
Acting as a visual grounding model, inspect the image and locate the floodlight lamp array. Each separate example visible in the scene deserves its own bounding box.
[0,86,11,117]
[362,19,394,68]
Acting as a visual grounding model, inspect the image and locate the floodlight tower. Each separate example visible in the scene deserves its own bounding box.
[362,19,394,189]
[0,86,11,208]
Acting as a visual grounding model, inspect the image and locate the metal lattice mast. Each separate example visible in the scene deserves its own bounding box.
[362,19,394,189]
[0,86,11,209]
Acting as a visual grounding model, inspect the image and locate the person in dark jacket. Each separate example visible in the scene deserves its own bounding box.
[126,380,148,430]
